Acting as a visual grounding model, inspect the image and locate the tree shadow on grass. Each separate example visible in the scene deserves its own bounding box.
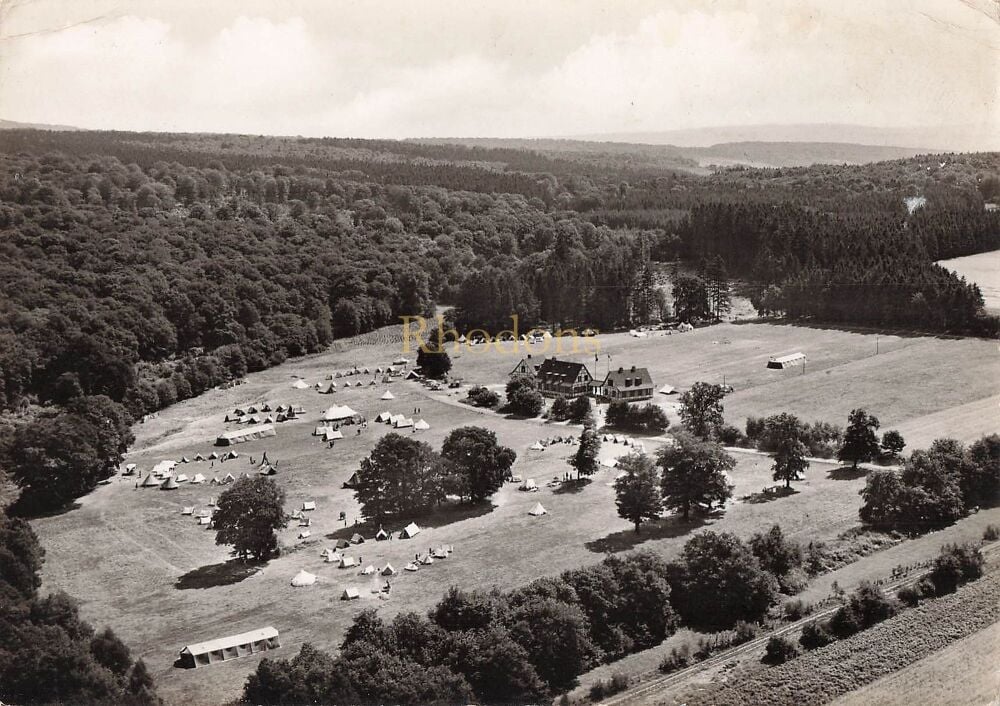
[553,478,593,495]
[324,500,496,541]
[175,559,264,590]
[740,486,800,504]
[7,498,82,519]
[828,465,868,481]
[585,514,713,554]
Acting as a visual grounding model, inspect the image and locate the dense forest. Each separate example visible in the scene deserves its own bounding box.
[0,129,997,502]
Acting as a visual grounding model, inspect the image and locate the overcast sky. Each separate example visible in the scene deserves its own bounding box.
[0,0,997,142]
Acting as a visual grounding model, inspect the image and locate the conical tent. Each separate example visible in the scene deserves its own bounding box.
[529,502,547,516]
[419,554,434,565]
[208,452,219,459]
[292,379,310,389]
[343,472,359,489]
[140,473,161,487]
[193,454,206,462]
[381,563,397,576]
[414,419,430,431]
[375,527,389,540]
[159,476,179,490]
[380,391,395,400]
[290,570,316,587]
[223,473,236,483]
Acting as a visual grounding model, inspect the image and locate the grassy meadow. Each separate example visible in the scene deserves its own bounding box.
[29,322,999,704]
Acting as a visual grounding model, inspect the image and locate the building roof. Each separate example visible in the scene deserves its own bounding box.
[602,366,653,389]
[536,358,592,381]
[180,627,279,657]
[770,352,806,365]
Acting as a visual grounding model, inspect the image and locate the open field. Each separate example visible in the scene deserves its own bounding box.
[831,619,1000,706]
[938,249,1000,313]
[30,322,1000,705]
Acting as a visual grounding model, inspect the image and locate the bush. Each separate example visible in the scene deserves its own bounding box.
[733,620,760,645]
[798,620,835,650]
[466,385,500,408]
[717,424,747,446]
[929,543,984,595]
[896,585,921,607]
[588,674,627,701]
[983,524,1000,541]
[782,598,811,621]
[762,635,799,664]
[658,643,693,673]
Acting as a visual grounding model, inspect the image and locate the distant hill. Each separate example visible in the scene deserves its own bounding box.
[0,118,81,132]
[410,136,930,169]
[567,123,1000,153]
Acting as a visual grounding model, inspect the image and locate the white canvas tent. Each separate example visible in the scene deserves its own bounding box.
[322,549,342,563]
[375,411,392,423]
[302,501,316,511]
[400,522,421,539]
[519,478,537,491]
[413,419,430,431]
[394,417,414,429]
[322,405,357,422]
[290,570,316,587]
[291,380,310,389]
[528,502,547,516]
[529,441,544,451]
[341,587,360,600]
[324,429,344,441]
[404,562,419,572]
[191,473,206,484]
[178,627,279,669]
[360,565,375,575]
[767,352,806,369]
[380,390,395,400]
[381,564,397,576]
[658,384,677,395]
[181,506,194,516]
[339,556,358,568]
[140,473,161,488]
[216,424,276,446]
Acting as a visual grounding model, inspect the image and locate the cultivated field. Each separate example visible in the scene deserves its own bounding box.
[938,249,1000,313]
[30,322,999,705]
[831,619,1000,706]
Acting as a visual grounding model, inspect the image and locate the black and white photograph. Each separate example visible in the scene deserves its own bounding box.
[0,1,998,704]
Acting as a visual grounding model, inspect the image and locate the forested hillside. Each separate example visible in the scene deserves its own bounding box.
[0,129,997,510]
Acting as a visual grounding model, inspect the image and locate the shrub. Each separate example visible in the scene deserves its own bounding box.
[694,636,714,660]
[798,620,835,650]
[733,620,760,645]
[896,585,921,607]
[929,543,984,595]
[983,524,1000,541]
[588,674,627,701]
[762,635,799,664]
[609,672,629,693]
[466,386,500,408]
[782,598,811,621]
[717,424,747,446]
[658,643,693,673]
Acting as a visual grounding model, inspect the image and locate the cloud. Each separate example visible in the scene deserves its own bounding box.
[0,0,995,139]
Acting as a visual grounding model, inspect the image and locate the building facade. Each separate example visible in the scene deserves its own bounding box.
[535,358,594,398]
[594,366,654,401]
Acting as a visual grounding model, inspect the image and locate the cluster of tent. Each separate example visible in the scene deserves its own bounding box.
[224,403,303,425]
[290,521,451,597]
[528,436,579,451]
[313,426,345,442]
[373,411,429,431]
[602,435,646,453]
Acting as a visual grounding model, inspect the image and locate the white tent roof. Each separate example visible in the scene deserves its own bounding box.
[394,417,414,428]
[380,391,395,400]
[341,587,360,600]
[529,502,547,516]
[600,458,619,468]
[381,564,397,576]
[302,501,316,511]
[324,429,344,441]
[339,556,358,568]
[191,473,206,484]
[520,478,537,489]
[361,565,375,575]
[414,419,430,431]
[180,627,278,657]
[290,570,316,587]
[323,405,357,421]
[375,411,392,422]
[291,380,310,389]
[401,522,421,538]
[529,442,544,451]
[658,384,676,395]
